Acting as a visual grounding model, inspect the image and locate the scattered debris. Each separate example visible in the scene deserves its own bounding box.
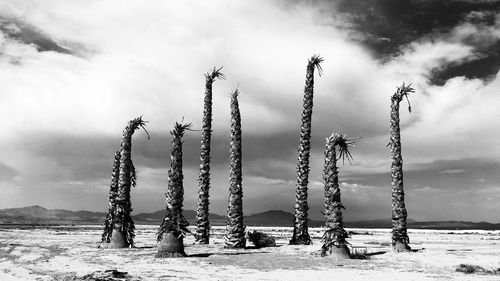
[349,246,368,260]
[76,269,142,281]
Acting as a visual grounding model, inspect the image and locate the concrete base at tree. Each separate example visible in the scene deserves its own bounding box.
[393,241,411,252]
[155,232,186,258]
[322,243,351,259]
[110,229,129,248]
[289,234,312,245]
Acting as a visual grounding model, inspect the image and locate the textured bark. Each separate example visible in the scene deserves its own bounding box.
[291,55,323,245]
[224,89,246,249]
[390,83,413,252]
[101,150,120,243]
[104,117,148,248]
[195,67,224,244]
[321,134,354,258]
[156,123,190,258]
[156,232,186,258]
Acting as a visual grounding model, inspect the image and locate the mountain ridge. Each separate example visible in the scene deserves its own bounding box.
[1,205,499,230]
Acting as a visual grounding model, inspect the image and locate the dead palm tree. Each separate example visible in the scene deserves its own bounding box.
[321,133,356,258]
[156,122,191,258]
[195,67,225,244]
[291,55,324,245]
[107,117,149,248]
[390,83,414,252]
[101,150,121,243]
[224,89,245,248]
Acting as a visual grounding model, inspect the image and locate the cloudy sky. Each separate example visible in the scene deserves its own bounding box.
[1,0,500,222]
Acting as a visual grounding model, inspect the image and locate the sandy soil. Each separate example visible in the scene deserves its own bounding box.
[0,225,499,280]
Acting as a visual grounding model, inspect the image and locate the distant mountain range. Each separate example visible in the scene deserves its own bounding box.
[1,205,500,230]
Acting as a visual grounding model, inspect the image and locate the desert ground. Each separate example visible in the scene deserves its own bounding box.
[0,225,499,280]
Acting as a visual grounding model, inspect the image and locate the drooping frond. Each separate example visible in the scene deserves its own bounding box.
[321,226,350,256]
[392,82,414,113]
[332,133,358,165]
[156,205,190,242]
[309,54,324,77]
[205,66,226,82]
[128,116,151,139]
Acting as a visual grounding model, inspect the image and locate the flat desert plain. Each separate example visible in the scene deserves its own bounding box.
[0,225,499,280]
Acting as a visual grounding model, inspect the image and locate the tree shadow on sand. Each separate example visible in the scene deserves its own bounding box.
[134,246,155,249]
[188,250,272,258]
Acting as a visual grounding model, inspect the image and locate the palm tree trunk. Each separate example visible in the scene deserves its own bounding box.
[195,67,224,244]
[291,55,323,245]
[390,84,413,252]
[101,150,121,243]
[224,89,245,249]
[110,117,148,248]
[321,134,350,258]
[156,122,191,258]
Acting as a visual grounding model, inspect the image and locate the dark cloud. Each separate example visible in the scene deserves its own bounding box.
[16,132,118,182]
[429,41,500,85]
[332,0,500,56]
[296,0,500,84]
[14,129,306,182]
[0,16,77,56]
[344,157,500,191]
[6,132,500,222]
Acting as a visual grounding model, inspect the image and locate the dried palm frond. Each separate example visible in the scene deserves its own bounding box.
[171,122,192,138]
[332,133,359,165]
[205,66,225,82]
[127,116,151,139]
[309,54,324,76]
[392,82,414,113]
[156,208,190,242]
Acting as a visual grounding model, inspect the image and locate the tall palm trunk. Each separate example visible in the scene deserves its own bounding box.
[195,67,225,244]
[224,89,245,248]
[291,55,323,245]
[390,83,414,252]
[101,150,121,243]
[156,122,191,258]
[321,133,355,258]
[109,117,149,248]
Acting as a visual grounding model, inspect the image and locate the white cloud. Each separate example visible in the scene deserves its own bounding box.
[0,0,499,221]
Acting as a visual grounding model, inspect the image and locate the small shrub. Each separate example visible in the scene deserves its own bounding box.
[456,264,499,275]
[456,264,486,274]
[247,231,276,248]
[78,269,141,280]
